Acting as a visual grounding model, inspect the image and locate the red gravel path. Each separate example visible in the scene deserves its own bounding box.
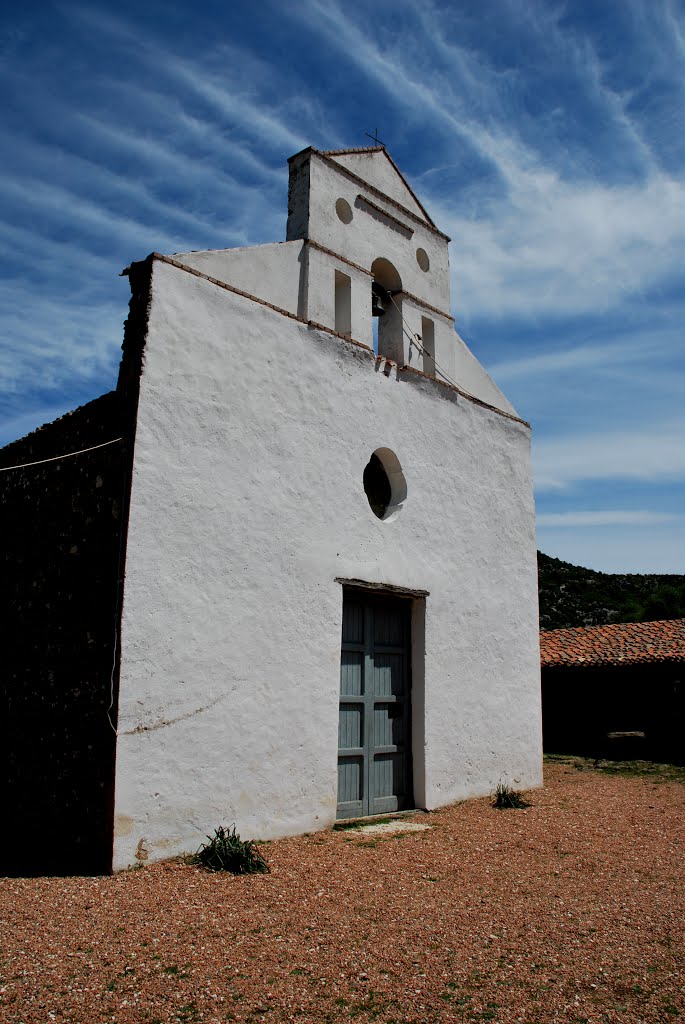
[2,761,684,1024]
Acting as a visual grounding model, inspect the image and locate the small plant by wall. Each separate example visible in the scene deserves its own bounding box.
[192,825,269,874]
[492,782,531,810]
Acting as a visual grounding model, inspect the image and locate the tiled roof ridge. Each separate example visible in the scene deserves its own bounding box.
[540,618,685,668]
[319,146,385,156]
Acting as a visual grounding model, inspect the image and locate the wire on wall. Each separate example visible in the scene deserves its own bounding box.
[2,428,127,733]
[388,294,488,407]
[0,436,124,472]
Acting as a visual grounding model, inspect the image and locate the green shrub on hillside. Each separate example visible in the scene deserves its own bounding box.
[537,552,685,631]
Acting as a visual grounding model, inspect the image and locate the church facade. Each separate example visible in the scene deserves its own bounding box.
[1,147,542,874]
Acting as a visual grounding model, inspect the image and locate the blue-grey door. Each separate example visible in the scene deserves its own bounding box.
[337,591,413,818]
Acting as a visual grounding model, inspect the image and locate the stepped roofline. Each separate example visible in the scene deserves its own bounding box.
[288,146,441,235]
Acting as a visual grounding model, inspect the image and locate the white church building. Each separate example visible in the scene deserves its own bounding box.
[1,146,542,875]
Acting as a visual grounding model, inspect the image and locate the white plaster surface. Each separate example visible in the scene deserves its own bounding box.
[112,149,541,869]
[113,259,542,870]
[288,152,451,315]
[171,241,305,317]
[328,151,431,224]
[172,151,515,415]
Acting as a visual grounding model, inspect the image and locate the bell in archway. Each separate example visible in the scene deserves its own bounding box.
[372,281,391,317]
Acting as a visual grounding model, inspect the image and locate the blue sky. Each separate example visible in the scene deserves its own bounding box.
[1,0,683,573]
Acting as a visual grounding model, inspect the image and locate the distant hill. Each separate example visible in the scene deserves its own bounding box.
[537,552,685,631]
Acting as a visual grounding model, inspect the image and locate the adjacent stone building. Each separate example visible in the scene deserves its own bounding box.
[1,147,542,874]
[541,618,685,762]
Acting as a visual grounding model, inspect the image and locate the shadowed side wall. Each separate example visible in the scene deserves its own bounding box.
[0,257,150,876]
[542,663,685,764]
[0,393,135,875]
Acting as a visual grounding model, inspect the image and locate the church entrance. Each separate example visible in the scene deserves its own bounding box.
[337,589,413,819]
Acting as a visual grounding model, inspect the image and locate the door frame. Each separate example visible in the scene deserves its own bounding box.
[336,581,427,819]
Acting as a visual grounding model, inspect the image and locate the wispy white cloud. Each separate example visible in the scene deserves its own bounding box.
[70,115,284,247]
[60,4,328,154]
[489,331,679,382]
[0,0,683,577]
[445,171,685,320]
[0,220,114,277]
[667,0,685,59]
[102,82,285,184]
[0,127,258,247]
[537,510,680,527]
[0,281,125,395]
[162,54,311,155]
[294,0,685,321]
[534,423,685,491]
[0,176,185,256]
[537,520,685,574]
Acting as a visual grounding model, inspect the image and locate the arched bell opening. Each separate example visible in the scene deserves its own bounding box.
[371,258,404,364]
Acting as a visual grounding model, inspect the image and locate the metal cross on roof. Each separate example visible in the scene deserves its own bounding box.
[364,128,386,147]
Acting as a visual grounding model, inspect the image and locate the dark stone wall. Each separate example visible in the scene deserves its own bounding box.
[0,259,151,876]
[0,393,135,875]
[542,663,685,764]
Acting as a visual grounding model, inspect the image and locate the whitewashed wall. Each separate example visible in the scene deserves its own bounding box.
[170,241,305,317]
[112,259,542,870]
[288,151,452,313]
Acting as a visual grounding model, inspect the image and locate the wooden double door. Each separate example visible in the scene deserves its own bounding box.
[337,590,413,818]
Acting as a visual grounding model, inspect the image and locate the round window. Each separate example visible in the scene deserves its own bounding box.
[363,447,407,521]
[336,198,353,224]
[416,247,430,272]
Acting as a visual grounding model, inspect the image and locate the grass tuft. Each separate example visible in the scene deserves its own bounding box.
[192,825,269,874]
[493,782,531,810]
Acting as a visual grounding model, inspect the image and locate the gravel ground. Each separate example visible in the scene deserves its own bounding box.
[2,760,684,1024]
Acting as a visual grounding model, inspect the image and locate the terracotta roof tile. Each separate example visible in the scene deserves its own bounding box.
[318,146,385,156]
[540,618,685,668]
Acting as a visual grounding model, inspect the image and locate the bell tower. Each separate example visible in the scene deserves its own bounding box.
[285,146,456,376]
